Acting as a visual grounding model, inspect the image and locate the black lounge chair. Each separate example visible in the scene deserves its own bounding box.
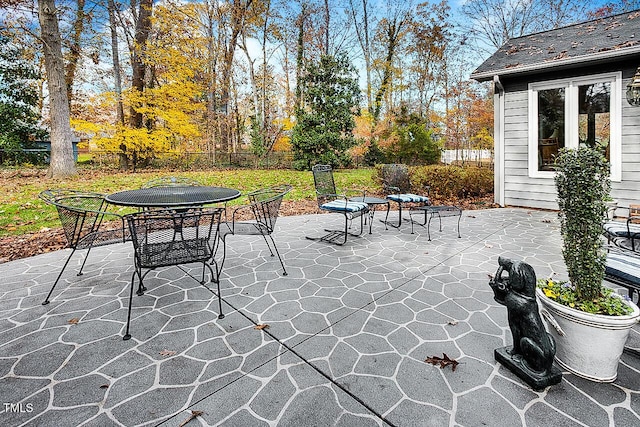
[39,189,130,305]
[307,164,369,245]
[604,205,640,252]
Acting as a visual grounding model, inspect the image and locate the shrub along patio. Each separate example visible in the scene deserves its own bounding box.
[0,208,638,426]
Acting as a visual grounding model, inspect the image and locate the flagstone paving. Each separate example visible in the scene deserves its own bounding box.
[0,208,639,426]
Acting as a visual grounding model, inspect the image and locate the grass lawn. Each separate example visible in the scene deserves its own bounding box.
[0,167,380,238]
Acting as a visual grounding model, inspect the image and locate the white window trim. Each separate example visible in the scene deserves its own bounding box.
[528,72,622,181]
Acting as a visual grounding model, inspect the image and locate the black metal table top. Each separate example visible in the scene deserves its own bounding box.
[105,186,241,208]
[349,196,389,205]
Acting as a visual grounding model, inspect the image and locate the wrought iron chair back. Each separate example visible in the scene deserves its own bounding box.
[311,164,340,206]
[123,207,223,340]
[308,164,369,245]
[378,164,430,229]
[215,185,292,276]
[380,164,412,194]
[39,189,129,305]
[141,176,203,188]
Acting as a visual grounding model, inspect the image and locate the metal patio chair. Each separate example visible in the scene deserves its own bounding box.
[379,163,430,228]
[141,176,203,188]
[604,205,640,252]
[123,207,223,340]
[213,184,292,278]
[39,189,130,305]
[307,164,369,245]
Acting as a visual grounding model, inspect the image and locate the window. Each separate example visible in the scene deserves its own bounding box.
[528,72,621,181]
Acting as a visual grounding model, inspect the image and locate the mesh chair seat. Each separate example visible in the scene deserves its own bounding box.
[137,238,211,268]
[39,189,129,305]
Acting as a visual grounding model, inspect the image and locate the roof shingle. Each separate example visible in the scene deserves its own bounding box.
[471,10,640,81]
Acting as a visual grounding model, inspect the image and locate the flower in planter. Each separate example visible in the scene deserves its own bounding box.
[537,278,632,316]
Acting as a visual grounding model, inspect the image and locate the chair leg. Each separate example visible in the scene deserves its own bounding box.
[381,201,404,229]
[202,260,216,285]
[267,235,287,275]
[215,276,224,319]
[259,233,276,257]
[77,245,94,276]
[123,274,136,340]
[307,211,367,245]
[208,238,226,320]
[42,248,77,305]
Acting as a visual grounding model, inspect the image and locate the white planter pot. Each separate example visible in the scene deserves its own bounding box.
[536,288,640,382]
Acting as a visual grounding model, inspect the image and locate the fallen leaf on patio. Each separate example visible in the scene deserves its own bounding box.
[159,349,177,357]
[254,324,269,330]
[178,410,204,427]
[425,353,459,371]
[447,320,458,326]
[68,318,80,325]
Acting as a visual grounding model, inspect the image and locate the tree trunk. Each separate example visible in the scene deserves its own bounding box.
[108,0,124,126]
[373,17,403,122]
[129,0,152,129]
[64,0,85,106]
[219,0,253,153]
[295,4,307,111]
[323,0,329,54]
[123,0,152,170]
[38,0,77,178]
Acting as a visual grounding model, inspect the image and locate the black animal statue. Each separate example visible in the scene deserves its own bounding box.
[489,256,562,390]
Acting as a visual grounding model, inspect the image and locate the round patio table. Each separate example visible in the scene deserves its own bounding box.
[106,186,241,208]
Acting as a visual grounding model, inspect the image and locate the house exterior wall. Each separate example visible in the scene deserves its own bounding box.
[498,59,640,214]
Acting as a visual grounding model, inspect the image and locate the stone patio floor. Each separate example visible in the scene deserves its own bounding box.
[0,208,639,426]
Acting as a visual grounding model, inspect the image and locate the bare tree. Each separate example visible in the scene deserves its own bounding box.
[64,0,85,106]
[107,0,124,125]
[38,0,77,177]
[348,0,374,113]
[461,0,592,55]
[129,0,152,129]
[372,10,409,122]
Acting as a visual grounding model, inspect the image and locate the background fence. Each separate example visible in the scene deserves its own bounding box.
[1,148,494,169]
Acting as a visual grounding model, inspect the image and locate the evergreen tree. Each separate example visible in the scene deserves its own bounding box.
[0,34,45,150]
[291,53,361,170]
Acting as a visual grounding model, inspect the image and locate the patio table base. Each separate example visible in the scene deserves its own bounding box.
[409,205,462,240]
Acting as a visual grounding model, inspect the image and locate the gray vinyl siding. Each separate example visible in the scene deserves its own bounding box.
[502,90,559,210]
[616,99,640,214]
[500,70,640,213]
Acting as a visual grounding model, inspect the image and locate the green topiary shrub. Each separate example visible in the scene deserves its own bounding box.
[554,146,610,301]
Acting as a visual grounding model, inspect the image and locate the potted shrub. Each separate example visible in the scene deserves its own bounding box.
[536,145,640,382]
